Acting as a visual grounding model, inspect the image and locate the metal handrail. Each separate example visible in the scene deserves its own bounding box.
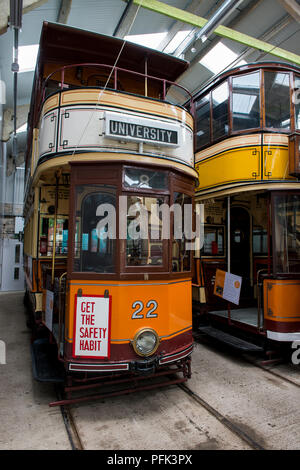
[39,62,194,117]
[58,271,67,358]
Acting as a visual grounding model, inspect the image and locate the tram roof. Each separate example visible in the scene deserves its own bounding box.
[37,21,189,83]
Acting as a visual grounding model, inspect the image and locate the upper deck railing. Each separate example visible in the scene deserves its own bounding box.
[39,62,194,120]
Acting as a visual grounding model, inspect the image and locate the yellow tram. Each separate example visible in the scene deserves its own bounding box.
[191,62,300,352]
[23,23,197,404]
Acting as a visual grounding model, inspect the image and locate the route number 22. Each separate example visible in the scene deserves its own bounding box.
[131,300,158,319]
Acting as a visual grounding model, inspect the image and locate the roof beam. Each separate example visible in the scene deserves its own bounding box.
[113,1,139,38]
[57,0,72,24]
[278,0,300,23]
[127,0,300,66]
[157,0,207,52]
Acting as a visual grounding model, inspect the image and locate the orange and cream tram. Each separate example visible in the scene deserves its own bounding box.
[23,23,197,404]
[191,62,300,353]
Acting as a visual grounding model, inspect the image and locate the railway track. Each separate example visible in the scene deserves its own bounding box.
[242,355,300,390]
[194,331,300,390]
[55,376,265,451]
[55,385,84,450]
[177,383,264,450]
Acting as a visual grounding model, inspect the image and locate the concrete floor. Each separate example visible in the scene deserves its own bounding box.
[0,291,71,450]
[0,291,300,450]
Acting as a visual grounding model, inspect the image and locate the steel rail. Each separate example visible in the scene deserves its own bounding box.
[178,382,265,450]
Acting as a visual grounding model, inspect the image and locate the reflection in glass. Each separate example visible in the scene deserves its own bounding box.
[232,72,260,131]
[212,81,229,140]
[265,72,290,129]
[74,185,116,273]
[124,168,167,190]
[196,95,210,149]
[273,193,300,273]
[126,195,164,266]
[172,193,191,272]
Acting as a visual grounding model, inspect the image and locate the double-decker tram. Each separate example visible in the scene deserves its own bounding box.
[23,23,197,405]
[191,62,300,352]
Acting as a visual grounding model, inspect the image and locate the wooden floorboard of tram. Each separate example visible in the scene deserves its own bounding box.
[1,292,300,450]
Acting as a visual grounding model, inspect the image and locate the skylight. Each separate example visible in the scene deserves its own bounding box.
[124,32,168,50]
[200,42,246,75]
[164,30,192,54]
[16,123,27,133]
[18,44,39,73]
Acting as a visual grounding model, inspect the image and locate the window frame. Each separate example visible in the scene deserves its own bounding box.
[68,162,194,280]
[262,69,293,133]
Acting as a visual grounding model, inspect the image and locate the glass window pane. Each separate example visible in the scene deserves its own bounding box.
[126,195,164,266]
[253,228,267,254]
[172,193,191,272]
[265,71,290,129]
[15,244,20,263]
[124,168,168,190]
[273,193,300,273]
[195,95,210,149]
[232,72,260,131]
[212,81,229,140]
[74,185,116,273]
[203,225,224,255]
[39,217,68,256]
[295,75,300,130]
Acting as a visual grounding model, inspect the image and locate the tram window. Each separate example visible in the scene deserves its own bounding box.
[253,227,267,254]
[74,186,116,273]
[15,244,20,263]
[295,76,300,130]
[212,81,229,140]
[39,217,68,256]
[232,72,260,131]
[126,195,164,267]
[195,95,210,149]
[265,72,290,129]
[124,168,168,191]
[172,193,191,272]
[273,193,300,273]
[202,225,225,256]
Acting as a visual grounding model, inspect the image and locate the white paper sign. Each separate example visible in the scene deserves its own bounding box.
[223,272,242,305]
[73,296,111,358]
[45,290,54,331]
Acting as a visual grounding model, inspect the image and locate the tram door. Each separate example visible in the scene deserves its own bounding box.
[230,207,251,301]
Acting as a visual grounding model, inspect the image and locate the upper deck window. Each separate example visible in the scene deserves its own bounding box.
[265,71,290,129]
[196,95,210,148]
[232,72,260,131]
[212,82,229,140]
[295,76,300,130]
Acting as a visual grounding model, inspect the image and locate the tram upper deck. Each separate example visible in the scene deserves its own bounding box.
[193,62,300,197]
[25,22,195,191]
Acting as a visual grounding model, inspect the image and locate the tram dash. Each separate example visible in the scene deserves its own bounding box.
[178,383,265,451]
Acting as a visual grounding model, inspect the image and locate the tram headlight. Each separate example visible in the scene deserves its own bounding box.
[133,328,160,357]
